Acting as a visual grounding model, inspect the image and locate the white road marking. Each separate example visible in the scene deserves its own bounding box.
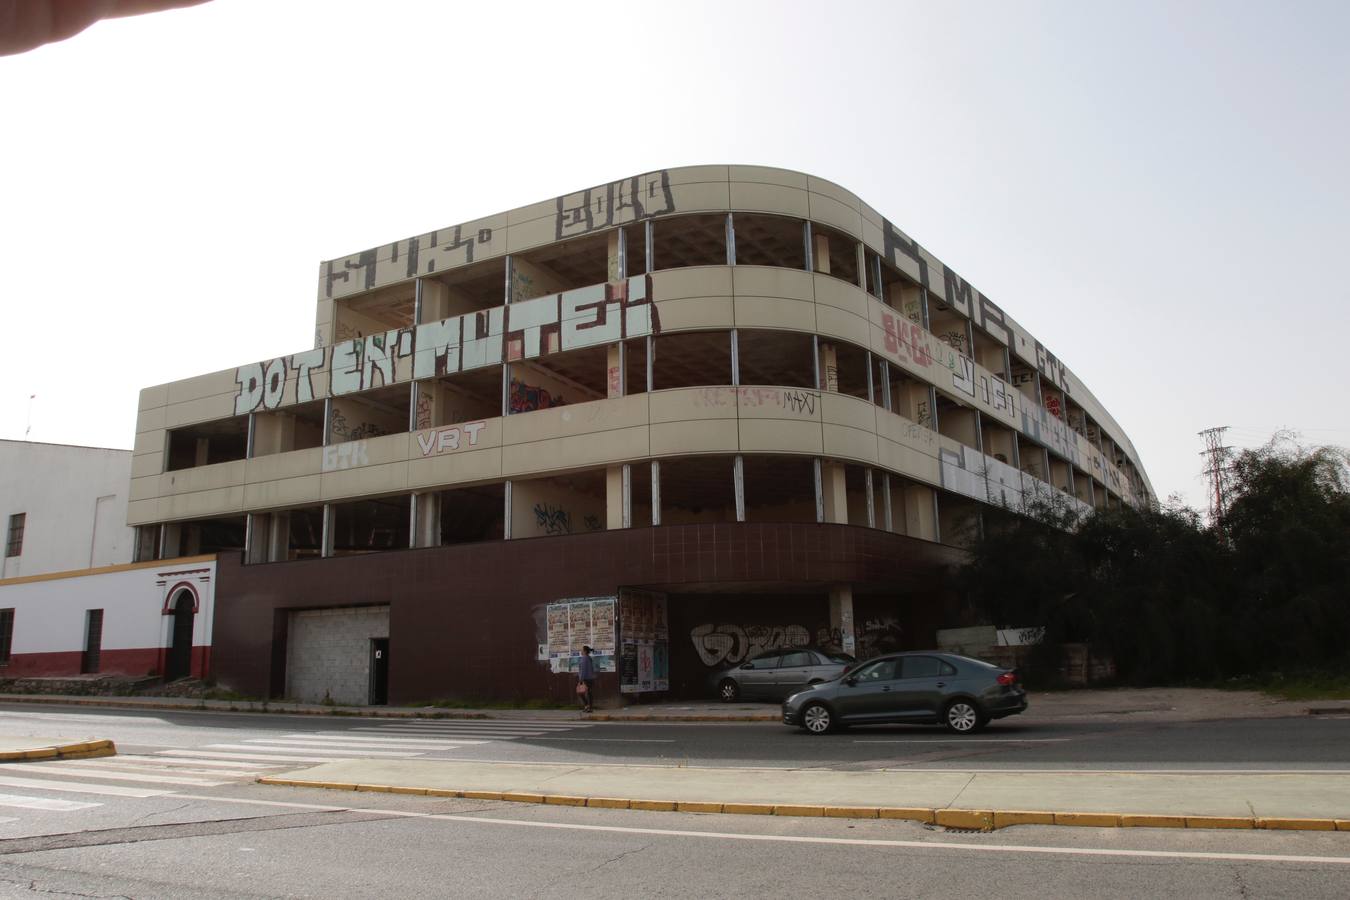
[160,750,388,764]
[0,774,171,798]
[530,737,676,743]
[274,734,486,748]
[9,764,226,787]
[356,727,583,737]
[171,794,1350,867]
[95,758,266,777]
[203,744,421,758]
[0,794,100,812]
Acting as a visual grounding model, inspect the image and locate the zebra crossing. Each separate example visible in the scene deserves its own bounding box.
[0,718,593,823]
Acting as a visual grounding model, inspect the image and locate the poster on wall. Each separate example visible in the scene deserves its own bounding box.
[544,597,616,674]
[619,589,669,693]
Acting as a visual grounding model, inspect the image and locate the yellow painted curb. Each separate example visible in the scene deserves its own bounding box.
[21,749,58,760]
[1054,812,1121,828]
[994,811,1056,828]
[879,807,934,823]
[630,799,676,812]
[425,788,461,798]
[544,795,588,807]
[586,798,631,810]
[721,803,773,815]
[773,805,825,818]
[386,786,428,796]
[0,739,116,763]
[461,790,504,801]
[1185,816,1253,829]
[826,806,878,819]
[501,792,545,804]
[935,809,994,830]
[1258,817,1337,832]
[1336,820,1350,832]
[1121,814,1186,828]
[676,801,723,814]
[355,784,394,793]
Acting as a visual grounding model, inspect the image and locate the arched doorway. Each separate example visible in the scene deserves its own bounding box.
[165,590,195,681]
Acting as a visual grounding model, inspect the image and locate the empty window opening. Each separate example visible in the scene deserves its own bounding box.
[330,384,411,444]
[630,461,654,526]
[419,256,508,321]
[810,223,860,286]
[732,214,806,269]
[82,609,104,674]
[736,330,815,389]
[173,516,246,556]
[507,344,607,413]
[970,329,1008,380]
[927,304,970,358]
[742,456,815,524]
[417,367,502,429]
[511,471,607,538]
[332,496,410,556]
[652,215,727,270]
[936,394,979,448]
[652,331,733,390]
[513,232,613,300]
[885,369,932,426]
[623,338,649,395]
[4,513,24,558]
[657,456,737,525]
[435,484,505,546]
[1017,437,1048,480]
[334,282,415,343]
[821,341,871,401]
[251,401,325,457]
[166,416,248,471]
[981,422,1018,468]
[623,224,649,276]
[1008,360,1038,403]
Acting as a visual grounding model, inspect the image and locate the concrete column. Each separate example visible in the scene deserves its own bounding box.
[734,455,745,522]
[813,233,831,275]
[606,466,626,530]
[321,505,335,558]
[413,492,439,548]
[246,512,268,563]
[902,484,939,541]
[607,229,623,283]
[606,340,627,530]
[267,512,290,562]
[607,343,624,399]
[882,473,894,531]
[160,523,182,559]
[818,342,839,393]
[864,469,876,528]
[828,586,856,657]
[650,460,661,525]
[193,438,209,467]
[821,460,848,524]
[252,412,296,456]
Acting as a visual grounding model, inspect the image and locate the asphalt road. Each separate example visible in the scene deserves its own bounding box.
[0,704,1345,898]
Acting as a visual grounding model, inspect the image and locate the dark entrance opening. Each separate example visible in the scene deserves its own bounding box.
[81,609,104,674]
[166,590,195,681]
[369,638,389,705]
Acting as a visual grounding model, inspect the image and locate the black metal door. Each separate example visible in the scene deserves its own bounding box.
[81,609,104,674]
[369,638,389,705]
[166,593,195,681]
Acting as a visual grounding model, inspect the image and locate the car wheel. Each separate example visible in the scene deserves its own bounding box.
[718,679,741,703]
[943,699,985,734]
[802,702,834,735]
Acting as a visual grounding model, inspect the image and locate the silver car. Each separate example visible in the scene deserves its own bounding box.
[712,648,855,702]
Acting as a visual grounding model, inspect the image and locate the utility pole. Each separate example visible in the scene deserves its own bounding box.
[1198,426,1232,528]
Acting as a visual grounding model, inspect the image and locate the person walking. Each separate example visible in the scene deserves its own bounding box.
[577,645,596,713]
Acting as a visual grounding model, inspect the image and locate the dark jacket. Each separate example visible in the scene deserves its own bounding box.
[577,654,595,680]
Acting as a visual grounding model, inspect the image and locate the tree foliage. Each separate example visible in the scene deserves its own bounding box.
[960,437,1350,684]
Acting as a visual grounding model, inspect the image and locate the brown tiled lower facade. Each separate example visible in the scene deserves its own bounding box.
[213,522,965,706]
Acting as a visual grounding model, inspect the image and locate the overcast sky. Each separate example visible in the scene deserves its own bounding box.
[2,0,1346,510]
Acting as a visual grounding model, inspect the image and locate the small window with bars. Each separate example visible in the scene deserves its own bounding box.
[5,514,24,558]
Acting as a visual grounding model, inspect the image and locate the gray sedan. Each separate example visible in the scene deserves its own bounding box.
[781,651,1028,734]
[712,648,855,702]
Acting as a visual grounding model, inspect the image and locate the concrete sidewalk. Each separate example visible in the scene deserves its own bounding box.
[261,757,1350,832]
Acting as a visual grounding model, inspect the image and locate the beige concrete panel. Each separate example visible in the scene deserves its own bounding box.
[667,180,731,214]
[808,192,864,239]
[860,200,884,230]
[164,395,237,429]
[129,474,160,504]
[821,393,877,432]
[734,295,816,332]
[506,197,557,227]
[651,266,734,299]
[139,385,168,410]
[737,419,823,455]
[649,387,739,424]
[814,304,871,349]
[320,461,410,502]
[502,425,650,477]
[806,175,861,211]
[667,165,731,185]
[822,423,878,465]
[501,395,649,447]
[136,405,166,434]
[877,409,941,456]
[158,459,247,496]
[650,419,740,456]
[731,265,814,301]
[245,447,325,484]
[125,498,161,527]
[728,182,808,218]
[130,452,164,479]
[326,432,412,469]
[734,386,823,424]
[877,437,942,488]
[161,485,247,520]
[133,429,165,456]
[505,215,559,255]
[813,272,868,314]
[244,474,323,510]
[728,165,808,189]
[654,295,735,332]
[165,370,238,405]
[860,216,884,256]
[407,446,503,491]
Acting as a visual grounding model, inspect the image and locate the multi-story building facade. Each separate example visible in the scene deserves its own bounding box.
[129,166,1152,706]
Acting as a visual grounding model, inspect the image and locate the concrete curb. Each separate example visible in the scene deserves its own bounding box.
[0,739,116,762]
[256,776,1350,833]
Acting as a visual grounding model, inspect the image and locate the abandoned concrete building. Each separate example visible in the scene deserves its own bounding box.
[128,166,1153,706]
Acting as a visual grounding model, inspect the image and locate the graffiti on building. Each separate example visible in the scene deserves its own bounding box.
[415,421,486,457]
[582,514,602,532]
[414,389,433,430]
[695,387,819,416]
[321,440,369,472]
[855,617,904,659]
[534,503,572,536]
[689,623,811,667]
[510,379,566,413]
[555,169,676,240]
